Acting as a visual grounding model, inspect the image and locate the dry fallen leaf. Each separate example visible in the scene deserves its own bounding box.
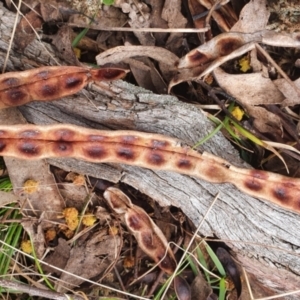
[231,0,269,32]
[190,273,214,300]
[0,191,18,206]
[57,229,121,292]
[213,67,285,133]
[274,77,300,106]
[14,4,43,50]
[213,68,285,105]
[43,238,71,276]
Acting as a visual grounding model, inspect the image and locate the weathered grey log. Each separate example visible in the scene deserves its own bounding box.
[1,3,300,297]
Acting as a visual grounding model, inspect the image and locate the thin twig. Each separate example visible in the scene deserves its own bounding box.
[0,279,85,300]
[256,43,300,97]
[68,24,210,33]
[242,268,254,300]
[2,0,22,73]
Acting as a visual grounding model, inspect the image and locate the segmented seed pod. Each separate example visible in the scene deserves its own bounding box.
[0,123,299,213]
[0,66,127,108]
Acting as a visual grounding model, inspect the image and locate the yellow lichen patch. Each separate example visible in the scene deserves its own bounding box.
[73,48,81,59]
[82,214,97,226]
[21,240,32,254]
[123,256,135,269]
[65,172,86,186]
[204,73,214,85]
[73,175,86,186]
[231,106,244,121]
[63,207,79,230]
[60,227,74,239]
[108,226,119,236]
[23,179,39,194]
[67,219,78,231]
[239,56,251,73]
[45,228,57,243]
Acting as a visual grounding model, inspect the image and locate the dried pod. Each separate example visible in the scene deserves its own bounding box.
[104,187,177,274]
[0,66,127,108]
[0,124,299,213]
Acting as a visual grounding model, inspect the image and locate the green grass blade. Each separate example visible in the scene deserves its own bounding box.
[231,120,264,146]
[102,0,115,4]
[196,246,211,283]
[0,206,22,291]
[0,177,13,191]
[205,243,226,277]
[72,27,90,48]
[186,253,199,276]
[219,277,226,300]
[29,236,55,290]
[193,122,223,148]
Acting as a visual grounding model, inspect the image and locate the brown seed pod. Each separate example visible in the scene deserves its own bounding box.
[104,187,177,274]
[0,123,299,213]
[0,66,127,108]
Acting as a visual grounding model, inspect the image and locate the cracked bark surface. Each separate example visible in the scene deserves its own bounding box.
[1,3,300,297]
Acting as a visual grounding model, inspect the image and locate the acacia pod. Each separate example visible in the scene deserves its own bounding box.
[0,66,127,108]
[0,123,299,213]
[104,187,177,274]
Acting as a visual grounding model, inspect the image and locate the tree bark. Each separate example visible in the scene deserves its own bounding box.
[1,3,300,297]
